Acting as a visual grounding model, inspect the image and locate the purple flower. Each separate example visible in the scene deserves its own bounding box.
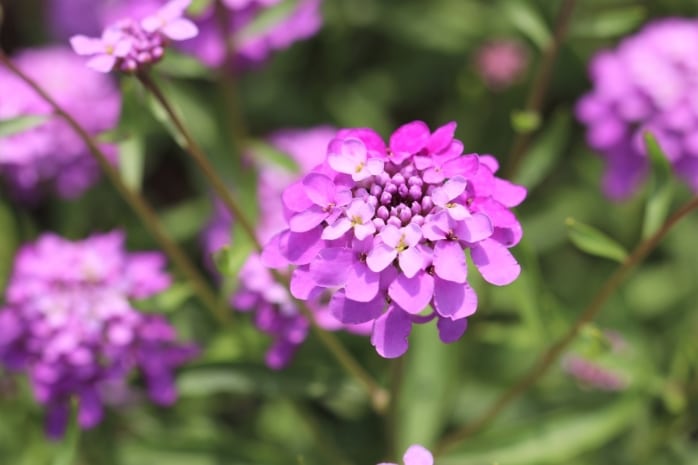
[475,40,528,90]
[379,444,433,465]
[263,121,527,358]
[70,0,198,73]
[0,232,197,438]
[202,127,370,369]
[0,47,120,202]
[51,0,322,70]
[562,356,627,391]
[577,18,698,198]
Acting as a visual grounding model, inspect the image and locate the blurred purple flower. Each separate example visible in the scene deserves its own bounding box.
[562,356,627,391]
[202,127,370,369]
[475,39,528,90]
[0,232,197,439]
[0,47,120,202]
[263,121,527,358]
[577,18,698,199]
[379,444,433,465]
[70,0,198,72]
[51,0,323,69]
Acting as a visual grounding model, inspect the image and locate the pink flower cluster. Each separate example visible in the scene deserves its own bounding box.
[0,47,120,202]
[0,232,197,438]
[263,121,526,358]
[70,0,198,72]
[475,39,528,91]
[202,127,370,369]
[577,18,698,198]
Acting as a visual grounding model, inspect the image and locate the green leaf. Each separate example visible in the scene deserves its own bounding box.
[52,406,80,465]
[213,245,237,277]
[502,1,551,51]
[118,136,146,192]
[246,140,299,173]
[642,131,674,238]
[0,198,19,291]
[440,398,643,465]
[237,0,299,42]
[571,6,646,39]
[0,114,47,138]
[565,217,628,263]
[157,52,211,79]
[514,109,570,189]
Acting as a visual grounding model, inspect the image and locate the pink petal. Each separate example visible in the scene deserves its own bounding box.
[330,291,385,324]
[446,203,469,220]
[345,262,380,302]
[261,232,288,268]
[280,228,324,265]
[494,178,527,207]
[309,248,352,287]
[388,271,434,314]
[366,158,385,175]
[337,128,387,158]
[86,54,117,73]
[70,35,105,55]
[290,266,318,299]
[389,121,430,161]
[354,222,376,240]
[437,317,468,343]
[457,213,493,243]
[442,154,479,178]
[302,172,335,206]
[322,217,352,240]
[380,224,402,247]
[402,223,423,247]
[470,239,521,285]
[289,205,327,232]
[433,278,478,319]
[404,444,434,465]
[433,241,467,283]
[398,246,424,279]
[371,305,412,358]
[427,121,457,154]
[162,19,199,40]
[366,243,397,272]
[283,180,312,212]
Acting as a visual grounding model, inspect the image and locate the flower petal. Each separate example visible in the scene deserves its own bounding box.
[86,54,117,73]
[404,444,434,465]
[302,172,335,206]
[388,271,434,314]
[398,246,424,278]
[70,35,105,55]
[366,243,397,272]
[309,247,352,287]
[470,238,521,285]
[433,278,478,320]
[437,317,468,343]
[162,18,199,40]
[427,121,457,154]
[371,305,412,358]
[330,291,385,324]
[345,262,380,302]
[322,217,352,240]
[433,240,467,283]
[289,205,327,232]
[390,121,430,161]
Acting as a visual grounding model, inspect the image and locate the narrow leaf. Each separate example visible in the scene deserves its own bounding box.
[118,136,145,192]
[642,131,674,238]
[0,114,47,138]
[566,217,628,263]
[502,1,551,51]
[514,109,570,189]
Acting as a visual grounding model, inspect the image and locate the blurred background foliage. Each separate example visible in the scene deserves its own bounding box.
[1,0,698,464]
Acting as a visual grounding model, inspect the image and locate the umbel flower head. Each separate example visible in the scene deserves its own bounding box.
[379,444,433,465]
[202,127,370,369]
[70,0,198,73]
[0,47,120,202]
[53,0,322,70]
[263,121,526,358]
[577,18,698,199]
[0,232,197,438]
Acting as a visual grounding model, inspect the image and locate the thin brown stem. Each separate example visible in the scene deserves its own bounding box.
[0,50,231,326]
[505,0,577,178]
[435,196,698,455]
[139,71,389,411]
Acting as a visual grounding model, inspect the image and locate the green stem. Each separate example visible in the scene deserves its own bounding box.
[505,0,577,178]
[0,51,231,326]
[138,71,389,412]
[435,195,698,455]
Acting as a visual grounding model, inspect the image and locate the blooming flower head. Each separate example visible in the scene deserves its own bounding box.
[576,18,698,198]
[263,121,527,358]
[53,0,322,70]
[379,444,433,465]
[0,47,120,202]
[475,39,528,90]
[0,232,197,438]
[70,0,198,73]
[202,127,370,369]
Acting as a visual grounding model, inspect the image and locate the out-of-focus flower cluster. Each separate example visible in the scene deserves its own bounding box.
[0,232,197,438]
[263,121,526,358]
[70,0,198,72]
[378,444,433,465]
[475,39,528,91]
[577,18,698,199]
[53,0,323,70]
[562,329,630,391]
[0,47,120,202]
[203,127,370,369]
